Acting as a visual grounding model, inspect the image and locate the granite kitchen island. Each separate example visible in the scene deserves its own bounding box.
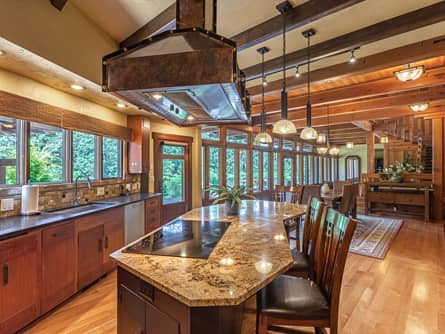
[111,200,305,334]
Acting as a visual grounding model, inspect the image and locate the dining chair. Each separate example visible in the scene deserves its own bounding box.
[256,208,357,334]
[338,183,359,218]
[333,180,351,193]
[301,185,321,205]
[283,185,304,249]
[286,196,325,279]
[274,185,287,202]
[288,185,304,204]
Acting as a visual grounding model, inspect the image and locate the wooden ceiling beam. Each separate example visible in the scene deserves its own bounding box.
[120,4,176,48]
[254,84,445,124]
[243,2,445,80]
[252,65,445,115]
[50,0,68,11]
[352,120,373,131]
[232,0,364,51]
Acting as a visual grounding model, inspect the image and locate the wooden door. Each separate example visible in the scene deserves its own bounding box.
[41,221,76,314]
[118,285,146,334]
[103,209,124,273]
[153,133,193,224]
[0,231,41,334]
[78,224,104,289]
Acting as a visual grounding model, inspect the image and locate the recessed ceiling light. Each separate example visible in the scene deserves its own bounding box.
[152,94,162,100]
[116,102,127,108]
[186,115,194,121]
[0,50,5,56]
[70,84,85,91]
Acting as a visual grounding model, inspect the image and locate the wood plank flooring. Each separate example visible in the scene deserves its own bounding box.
[24,219,444,334]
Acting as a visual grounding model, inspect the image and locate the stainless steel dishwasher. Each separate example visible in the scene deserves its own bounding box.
[124,201,145,245]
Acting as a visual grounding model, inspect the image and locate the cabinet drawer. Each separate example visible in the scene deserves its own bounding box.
[146,198,161,208]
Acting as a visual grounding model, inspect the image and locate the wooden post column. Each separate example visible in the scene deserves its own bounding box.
[367,131,375,173]
[432,117,443,220]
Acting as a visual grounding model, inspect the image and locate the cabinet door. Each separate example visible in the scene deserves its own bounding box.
[147,303,180,334]
[0,231,41,334]
[41,221,76,314]
[118,285,146,334]
[78,224,104,289]
[145,198,161,233]
[103,218,124,273]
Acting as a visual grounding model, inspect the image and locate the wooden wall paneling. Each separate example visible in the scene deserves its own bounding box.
[367,132,375,173]
[432,117,444,219]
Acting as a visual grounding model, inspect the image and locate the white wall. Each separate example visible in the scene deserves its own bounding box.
[338,143,383,180]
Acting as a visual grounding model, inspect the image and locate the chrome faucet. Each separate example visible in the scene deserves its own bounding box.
[73,174,93,206]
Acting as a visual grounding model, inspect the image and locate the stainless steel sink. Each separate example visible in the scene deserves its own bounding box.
[44,203,112,215]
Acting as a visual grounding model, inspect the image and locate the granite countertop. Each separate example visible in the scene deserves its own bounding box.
[0,192,161,240]
[111,200,306,307]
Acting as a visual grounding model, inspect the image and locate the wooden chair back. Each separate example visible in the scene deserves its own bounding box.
[274,185,286,202]
[302,196,326,277]
[338,184,359,216]
[288,185,304,204]
[315,208,357,330]
[333,180,351,193]
[301,185,321,204]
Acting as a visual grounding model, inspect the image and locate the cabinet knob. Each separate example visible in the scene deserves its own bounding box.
[3,263,9,285]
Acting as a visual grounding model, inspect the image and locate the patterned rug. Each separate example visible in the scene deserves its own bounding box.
[349,215,403,259]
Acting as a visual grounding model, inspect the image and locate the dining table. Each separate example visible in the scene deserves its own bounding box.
[321,191,343,207]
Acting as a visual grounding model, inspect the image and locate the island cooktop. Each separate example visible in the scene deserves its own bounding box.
[123,219,231,259]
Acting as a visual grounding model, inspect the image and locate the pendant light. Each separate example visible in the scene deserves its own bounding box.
[254,47,273,144]
[272,1,297,135]
[394,64,424,82]
[300,29,318,141]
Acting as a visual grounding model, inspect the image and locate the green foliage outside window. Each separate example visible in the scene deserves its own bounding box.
[283,157,293,186]
[73,131,96,180]
[209,146,220,194]
[252,150,260,191]
[226,148,235,188]
[0,117,17,185]
[162,158,184,204]
[103,137,121,178]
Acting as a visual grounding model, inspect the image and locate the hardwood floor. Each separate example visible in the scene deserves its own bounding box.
[23,219,444,334]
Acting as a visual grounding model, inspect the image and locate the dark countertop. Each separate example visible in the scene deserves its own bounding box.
[0,192,161,240]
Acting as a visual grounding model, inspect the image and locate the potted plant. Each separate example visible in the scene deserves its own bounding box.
[209,186,255,215]
[385,155,423,183]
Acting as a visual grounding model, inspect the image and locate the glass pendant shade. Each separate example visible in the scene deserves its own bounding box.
[254,132,273,144]
[346,142,354,149]
[409,103,429,112]
[380,136,389,143]
[329,146,340,155]
[300,126,318,140]
[317,146,328,155]
[316,133,327,144]
[394,65,424,82]
[273,119,297,134]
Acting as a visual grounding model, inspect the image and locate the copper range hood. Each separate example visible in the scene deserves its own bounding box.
[102,0,248,126]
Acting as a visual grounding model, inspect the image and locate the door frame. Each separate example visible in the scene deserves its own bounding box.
[152,133,193,221]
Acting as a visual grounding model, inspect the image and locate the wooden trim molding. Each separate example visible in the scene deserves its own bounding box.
[0,90,132,141]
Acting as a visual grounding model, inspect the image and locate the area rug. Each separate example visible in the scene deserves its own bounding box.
[349,215,403,259]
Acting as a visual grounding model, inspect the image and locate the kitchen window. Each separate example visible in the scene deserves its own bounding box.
[0,116,19,185]
[252,150,260,192]
[73,131,97,180]
[102,137,122,179]
[29,122,65,183]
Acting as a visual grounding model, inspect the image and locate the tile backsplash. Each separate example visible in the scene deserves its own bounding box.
[0,175,141,218]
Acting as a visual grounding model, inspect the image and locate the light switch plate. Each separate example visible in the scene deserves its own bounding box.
[1,198,14,211]
[97,187,105,196]
[125,184,131,191]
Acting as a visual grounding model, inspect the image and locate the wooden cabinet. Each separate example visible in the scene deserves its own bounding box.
[103,210,125,273]
[145,197,161,233]
[41,221,76,314]
[77,207,125,289]
[78,224,104,290]
[0,231,41,334]
[118,285,147,334]
[128,115,150,174]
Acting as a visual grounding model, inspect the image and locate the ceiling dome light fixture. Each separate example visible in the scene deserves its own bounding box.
[255,46,273,144]
[380,136,389,144]
[116,102,127,108]
[329,145,340,155]
[409,102,429,112]
[317,146,328,155]
[394,64,424,82]
[300,28,318,141]
[295,66,301,78]
[346,142,354,149]
[186,115,194,121]
[272,1,296,135]
[349,49,357,64]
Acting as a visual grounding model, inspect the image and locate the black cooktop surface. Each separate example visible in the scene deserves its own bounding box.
[123,219,231,259]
